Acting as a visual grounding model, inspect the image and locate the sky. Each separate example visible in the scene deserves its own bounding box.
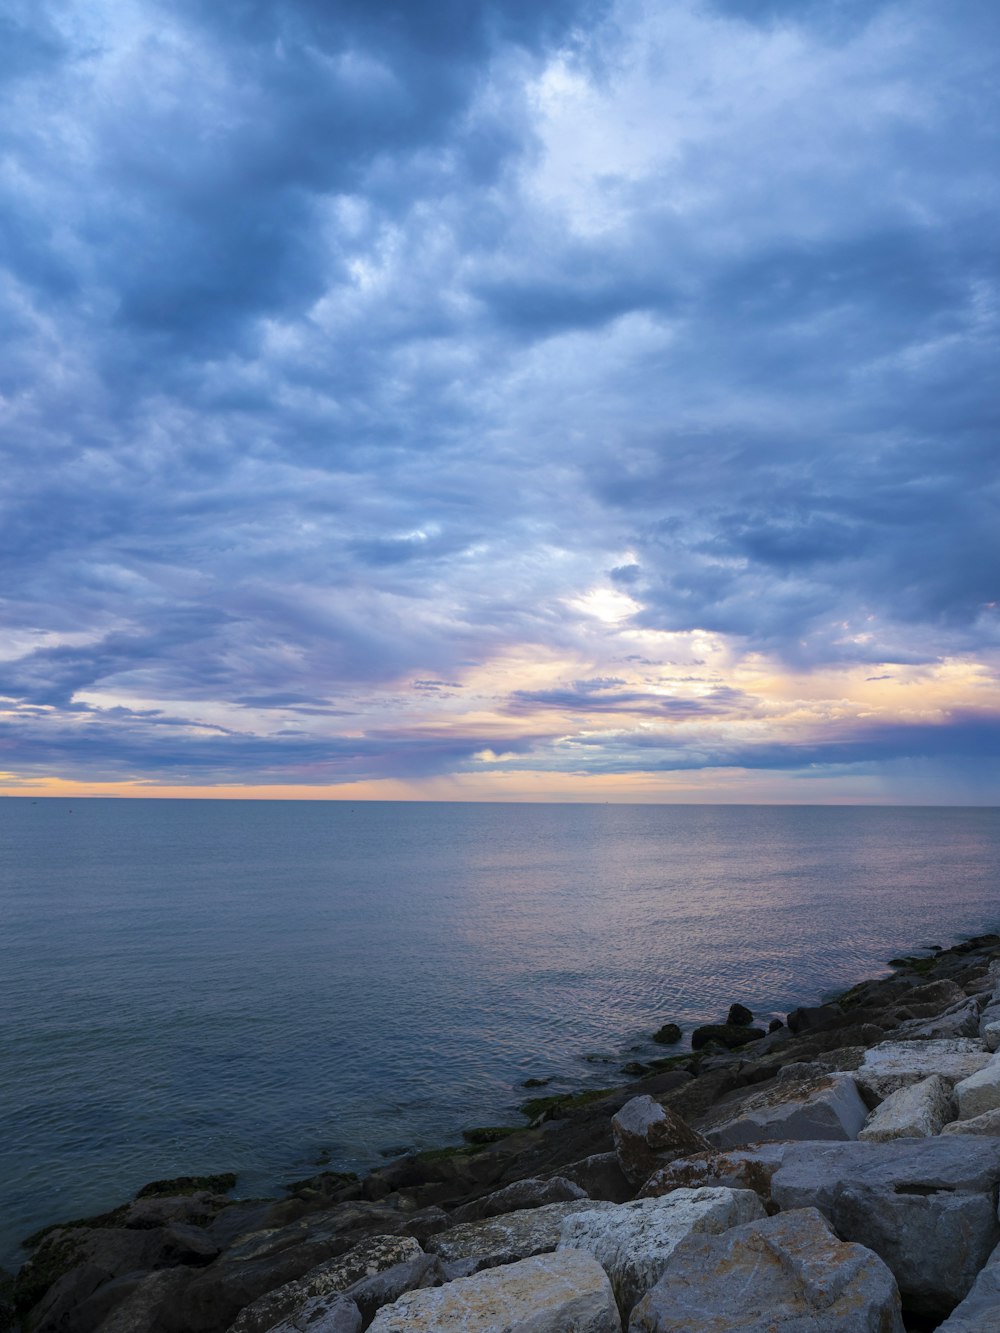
[1,0,998,802]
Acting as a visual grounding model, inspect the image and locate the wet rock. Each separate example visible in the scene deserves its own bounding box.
[651,1024,681,1046]
[226,1235,428,1333]
[770,1137,1000,1318]
[726,1004,753,1027]
[855,1039,990,1102]
[551,1154,633,1204]
[557,1186,765,1315]
[954,1057,1000,1120]
[786,1002,845,1035]
[767,1019,784,1033]
[450,1176,586,1223]
[425,1199,613,1275]
[858,1075,955,1142]
[629,1206,904,1333]
[87,1269,194,1332]
[698,1073,868,1148]
[611,1096,710,1187]
[690,1023,765,1051]
[368,1250,622,1333]
[637,1143,793,1210]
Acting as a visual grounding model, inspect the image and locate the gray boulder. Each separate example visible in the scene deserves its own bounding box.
[698,1073,868,1148]
[368,1250,622,1332]
[553,1153,633,1203]
[557,1186,765,1315]
[425,1199,613,1275]
[611,1096,709,1187]
[955,1057,1000,1120]
[937,1238,1000,1330]
[628,1207,904,1333]
[264,1294,362,1333]
[893,998,982,1041]
[942,1107,1000,1136]
[858,1074,955,1142]
[770,1137,1000,1317]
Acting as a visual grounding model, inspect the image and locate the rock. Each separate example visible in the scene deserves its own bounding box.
[770,1137,1000,1318]
[855,1039,991,1102]
[368,1250,622,1332]
[226,1235,429,1333]
[89,1270,194,1332]
[937,1238,1000,1330]
[955,1057,1000,1120]
[425,1199,612,1275]
[690,1023,765,1051]
[551,1153,633,1204]
[786,1002,844,1034]
[265,1293,362,1333]
[941,1107,1000,1136]
[450,1176,586,1223]
[768,1018,784,1033]
[698,1073,868,1148]
[557,1186,765,1315]
[629,1206,904,1333]
[982,1021,1000,1053]
[267,1295,363,1333]
[611,1096,710,1187]
[726,1004,753,1027]
[893,998,982,1041]
[651,1023,681,1046]
[637,1143,793,1210]
[776,1061,826,1082]
[858,1075,955,1142]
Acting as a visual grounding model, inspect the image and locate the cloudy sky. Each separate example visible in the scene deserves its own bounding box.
[1,0,998,801]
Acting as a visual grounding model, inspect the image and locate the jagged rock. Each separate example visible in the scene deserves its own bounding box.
[858,1075,954,1142]
[265,1293,362,1333]
[690,1023,765,1050]
[726,1004,753,1027]
[776,1061,825,1081]
[893,998,982,1041]
[770,1137,1000,1317]
[855,1039,990,1101]
[787,1002,844,1034]
[552,1154,633,1203]
[629,1207,904,1333]
[611,1096,710,1186]
[226,1235,429,1333]
[698,1074,868,1148]
[768,1018,784,1033]
[557,1186,765,1315]
[954,1057,1000,1120]
[637,1143,792,1209]
[936,1237,1000,1330]
[89,1269,195,1333]
[451,1176,586,1223]
[368,1250,622,1332]
[982,1021,1000,1052]
[425,1199,612,1275]
[941,1107,1000,1135]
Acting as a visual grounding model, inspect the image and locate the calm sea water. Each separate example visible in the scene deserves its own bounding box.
[1,800,999,1267]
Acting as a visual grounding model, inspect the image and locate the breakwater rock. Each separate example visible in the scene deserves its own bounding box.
[11,932,1000,1332]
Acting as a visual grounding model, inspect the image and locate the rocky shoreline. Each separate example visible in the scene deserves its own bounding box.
[9,932,1000,1332]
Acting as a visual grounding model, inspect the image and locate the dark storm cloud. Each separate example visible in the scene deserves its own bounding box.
[1,0,998,789]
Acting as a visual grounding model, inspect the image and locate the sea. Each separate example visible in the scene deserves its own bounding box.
[2,799,999,1268]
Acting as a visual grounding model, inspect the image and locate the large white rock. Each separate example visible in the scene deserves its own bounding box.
[367,1250,622,1333]
[858,1075,955,1142]
[955,1057,1000,1121]
[982,1022,1000,1053]
[557,1187,765,1314]
[629,1207,904,1333]
[426,1200,613,1275]
[855,1040,990,1102]
[698,1074,868,1148]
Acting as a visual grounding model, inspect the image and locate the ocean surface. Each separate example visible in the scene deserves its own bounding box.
[2,800,999,1267]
